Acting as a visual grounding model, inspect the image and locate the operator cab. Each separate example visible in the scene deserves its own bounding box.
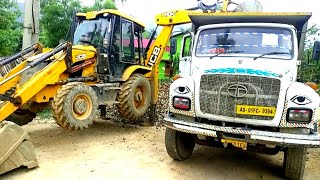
[74,10,145,82]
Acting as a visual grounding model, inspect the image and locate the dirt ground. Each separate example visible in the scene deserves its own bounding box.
[2,118,320,180]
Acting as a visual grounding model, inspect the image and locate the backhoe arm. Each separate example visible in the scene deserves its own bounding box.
[0,44,68,121]
[146,10,192,124]
[145,10,191,68]
[147,0,230,124]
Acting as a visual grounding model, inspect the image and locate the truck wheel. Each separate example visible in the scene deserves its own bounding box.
[117,73,151,121]
[165,128,195,161]
[284,147,307,180]
[7,109,36,126]
[52,82,98,130]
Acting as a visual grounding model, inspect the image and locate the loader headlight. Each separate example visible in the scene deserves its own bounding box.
[287,108,312,123]
[173,96,191,110]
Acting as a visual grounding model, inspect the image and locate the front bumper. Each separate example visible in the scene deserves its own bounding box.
[164,116,320,147]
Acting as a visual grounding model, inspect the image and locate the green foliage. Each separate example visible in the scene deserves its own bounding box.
[0,0,22,56]
[298,62,320,83]
[40,0,117,48]
[298,24,320,83]
[37,109,53,119]
[143,28,156,39]
[40,0,82,47]
[83,0,117,12]
[305,24,320,48]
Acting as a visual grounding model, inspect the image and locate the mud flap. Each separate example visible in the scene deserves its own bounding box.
[0,121,38,174]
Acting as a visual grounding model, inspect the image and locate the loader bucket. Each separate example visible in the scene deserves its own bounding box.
[0,121,38,174]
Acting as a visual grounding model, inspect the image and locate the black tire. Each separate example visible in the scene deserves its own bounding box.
[52,82,98,130]
[7,109,36,126]
[284,147,307,180]
[165,128,195,161]
[117,73,151,121]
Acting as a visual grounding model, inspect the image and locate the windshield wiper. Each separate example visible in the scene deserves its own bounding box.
[253,52,290,60]
[209,50,244,59]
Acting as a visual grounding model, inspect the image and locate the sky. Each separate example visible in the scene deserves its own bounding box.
[18,0,320,29]
[114,0,320,29]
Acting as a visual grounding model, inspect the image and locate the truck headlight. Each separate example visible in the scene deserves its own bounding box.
[173,97,191,110]
[287,109,312,123]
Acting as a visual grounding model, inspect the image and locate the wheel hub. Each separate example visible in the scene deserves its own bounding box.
[73,99,87,115]
[134,91,143,102]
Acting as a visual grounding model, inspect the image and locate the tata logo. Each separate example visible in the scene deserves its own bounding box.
[227,84,248,98]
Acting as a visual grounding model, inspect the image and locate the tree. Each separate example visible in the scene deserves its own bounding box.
[0,0,22,56]
[40,0,117,48]
[298,24,320,83]
[83,0,117,12]
[40,0,82,47]
[143,28,157,39]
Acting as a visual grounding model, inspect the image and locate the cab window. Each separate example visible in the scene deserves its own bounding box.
[121,19,134,62]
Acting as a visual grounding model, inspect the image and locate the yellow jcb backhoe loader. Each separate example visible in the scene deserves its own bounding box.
[0,0,233,174]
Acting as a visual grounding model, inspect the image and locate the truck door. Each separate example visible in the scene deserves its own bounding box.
[179,34,192,76]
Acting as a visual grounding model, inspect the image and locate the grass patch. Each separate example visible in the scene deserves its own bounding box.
[37,109,53,119]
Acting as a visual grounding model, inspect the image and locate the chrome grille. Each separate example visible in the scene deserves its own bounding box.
[199,74,281,120]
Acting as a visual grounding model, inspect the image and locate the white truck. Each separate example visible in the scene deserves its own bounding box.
[164,12,320,180]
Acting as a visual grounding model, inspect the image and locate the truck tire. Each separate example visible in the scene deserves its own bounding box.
[284,147,307,180]
[165,128,195,161]
[52,82,98,130]
[7,109,36,126]
[117,73,151,121]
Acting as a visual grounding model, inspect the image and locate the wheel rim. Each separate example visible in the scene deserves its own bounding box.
[72,93,93,121]
[134,85,146,109]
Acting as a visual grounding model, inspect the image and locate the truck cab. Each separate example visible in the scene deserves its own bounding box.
[164,12,320,180]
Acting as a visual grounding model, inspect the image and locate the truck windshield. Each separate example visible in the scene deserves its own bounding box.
[73,18,110,47]
[196,27,293,60]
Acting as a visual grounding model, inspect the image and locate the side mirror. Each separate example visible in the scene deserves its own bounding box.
[312,41,320,61]
[170,38,177,55]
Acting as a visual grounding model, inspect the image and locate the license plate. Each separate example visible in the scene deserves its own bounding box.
[236,105,276,117]
[221,139,247,149]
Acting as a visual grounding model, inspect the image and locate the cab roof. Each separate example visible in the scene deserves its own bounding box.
[77,9,145,28]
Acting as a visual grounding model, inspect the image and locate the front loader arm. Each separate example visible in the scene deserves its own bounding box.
[0,44,68,122]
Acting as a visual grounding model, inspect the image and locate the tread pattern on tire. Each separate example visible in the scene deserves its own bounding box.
[284,147,307,180]
[165,128,195,161]
[117,73,151,121]
[52,82,98,131]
